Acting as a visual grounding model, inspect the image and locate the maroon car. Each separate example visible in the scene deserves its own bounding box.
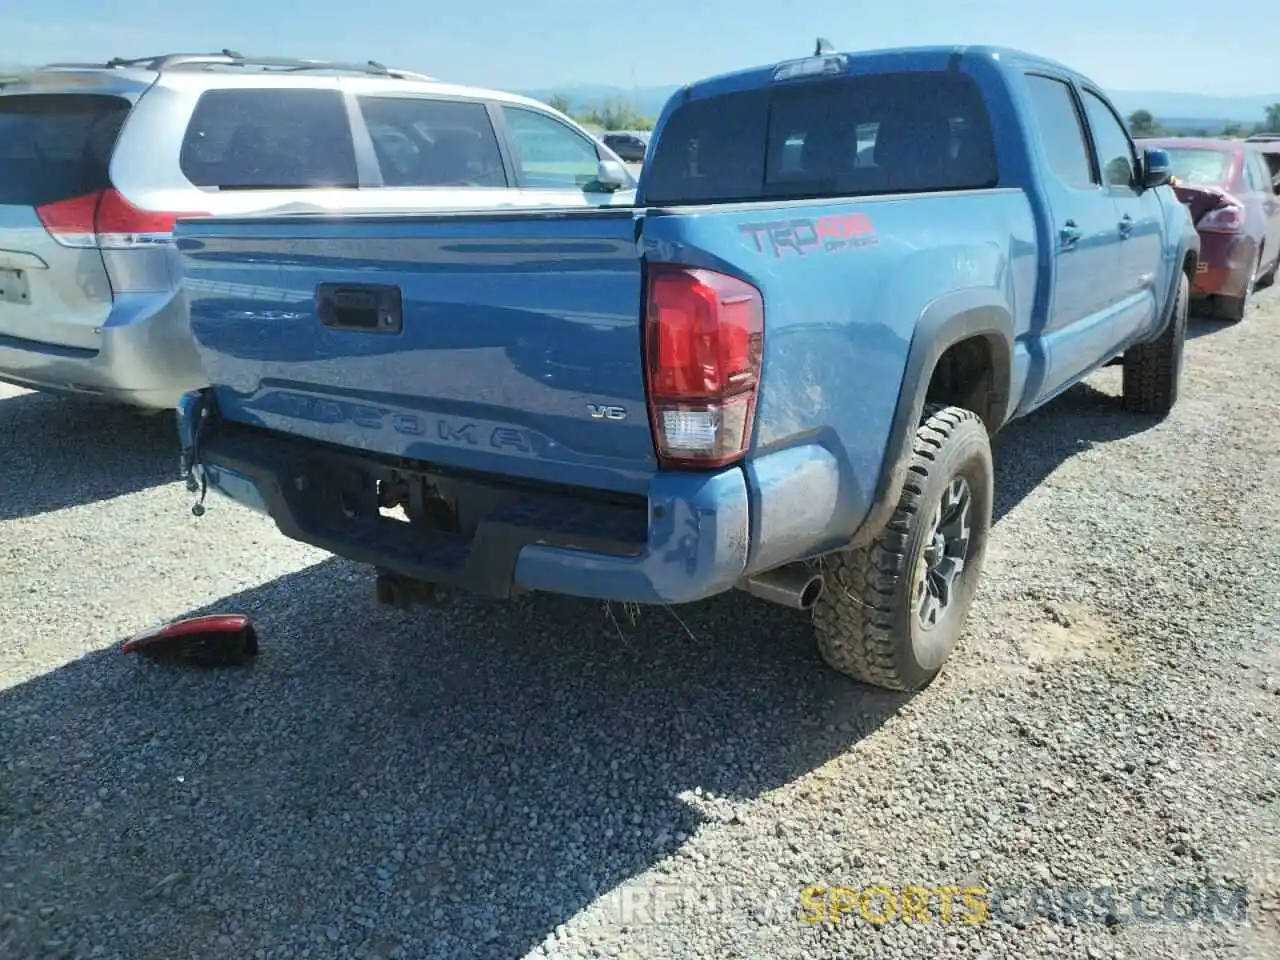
[1138,137,1280,321]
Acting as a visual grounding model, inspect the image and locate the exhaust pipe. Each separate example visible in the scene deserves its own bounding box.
[738,563,824,611]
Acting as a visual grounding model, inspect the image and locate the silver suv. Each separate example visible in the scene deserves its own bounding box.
[0,52,637,410]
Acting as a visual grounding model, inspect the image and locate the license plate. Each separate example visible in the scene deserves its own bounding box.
[0,268,30,305]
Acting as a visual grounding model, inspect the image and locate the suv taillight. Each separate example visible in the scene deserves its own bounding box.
[643,264,764,469]
[1197,196,1246,233]
[35,188,204,249]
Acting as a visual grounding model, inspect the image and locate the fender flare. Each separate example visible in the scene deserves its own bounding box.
[848,287,1014,548]
[1145,233,1200,344]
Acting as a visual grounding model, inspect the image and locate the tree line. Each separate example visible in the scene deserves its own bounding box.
[1128,103,1280,139]
[543,94,654,131]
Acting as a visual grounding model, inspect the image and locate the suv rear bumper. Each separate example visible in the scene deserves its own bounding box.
[0,293,205,409]
[178,391,847,605]
[1189,232,1255,300]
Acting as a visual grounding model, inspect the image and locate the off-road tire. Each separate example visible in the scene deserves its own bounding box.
[812,405,993,692]
[1122,270,1188,416]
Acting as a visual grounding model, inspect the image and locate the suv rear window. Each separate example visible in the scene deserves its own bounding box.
[0,94,131,207]
[180,88,358,190]
[644,71,997,205]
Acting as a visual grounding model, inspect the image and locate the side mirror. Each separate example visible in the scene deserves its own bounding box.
[1142,147,1173,188]
[590,158,630,193]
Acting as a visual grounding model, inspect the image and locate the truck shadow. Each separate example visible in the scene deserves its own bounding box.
[0,390,176,522]
[1185,314,1235,340]
[990,378,1154,523]
[0,566,904,959]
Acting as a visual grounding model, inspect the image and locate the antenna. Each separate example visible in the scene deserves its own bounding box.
[814,37,835,56]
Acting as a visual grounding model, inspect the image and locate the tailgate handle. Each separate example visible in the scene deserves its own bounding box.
[316,283,403,334]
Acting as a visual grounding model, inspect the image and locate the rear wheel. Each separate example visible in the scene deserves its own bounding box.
[812,406,993,692]
[1122,270,1188,416]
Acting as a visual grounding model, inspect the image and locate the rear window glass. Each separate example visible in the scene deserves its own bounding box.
[0,94,130,206]
[357,96,506,188]
[645,71,998,205]
[180,89,357,190]
[1164,148,1233,187]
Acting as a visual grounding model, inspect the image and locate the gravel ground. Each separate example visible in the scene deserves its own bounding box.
[2,289,1279,960]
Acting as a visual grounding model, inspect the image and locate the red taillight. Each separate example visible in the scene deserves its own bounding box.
[1197,196,1245,233]
[34,192,101,249]
[643,264,764,468]
[35,188,203,250]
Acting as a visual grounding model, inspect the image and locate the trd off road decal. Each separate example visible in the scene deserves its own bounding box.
[740,214,878,258]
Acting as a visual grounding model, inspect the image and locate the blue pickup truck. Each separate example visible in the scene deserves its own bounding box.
[173,44,1198,691]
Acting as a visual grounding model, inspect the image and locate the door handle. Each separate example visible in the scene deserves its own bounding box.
[1059,221,1082,249]
[1118,214,1134,238]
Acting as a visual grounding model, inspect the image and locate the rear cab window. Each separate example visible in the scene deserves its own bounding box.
[357,96,507,188]
[643,70,998,205]
[179,88,357,189]
[0,94,131,207]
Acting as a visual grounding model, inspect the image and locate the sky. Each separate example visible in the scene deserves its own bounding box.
[0,0,1276,96]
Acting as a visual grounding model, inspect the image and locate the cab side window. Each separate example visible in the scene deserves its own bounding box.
[501,107,601,189]
[1023,75,1094,189]
[1081,90,1137,190]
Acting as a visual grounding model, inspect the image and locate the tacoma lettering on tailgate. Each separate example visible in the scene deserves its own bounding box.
[258,391,535,456]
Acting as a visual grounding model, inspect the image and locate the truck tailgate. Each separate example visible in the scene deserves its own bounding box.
[176,209,656,495]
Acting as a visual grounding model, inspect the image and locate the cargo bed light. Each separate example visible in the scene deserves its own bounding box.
[772,55,847,82]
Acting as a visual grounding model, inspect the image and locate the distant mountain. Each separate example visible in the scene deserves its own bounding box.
[1106,90,1279,126]
[520,84,682,119]
[528,83,1280,131]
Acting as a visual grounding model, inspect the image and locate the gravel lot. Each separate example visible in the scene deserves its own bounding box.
[2,289,1279,960]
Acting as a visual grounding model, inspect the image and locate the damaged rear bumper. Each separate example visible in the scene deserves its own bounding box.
[177,390,758,605]
[177,390,849,606]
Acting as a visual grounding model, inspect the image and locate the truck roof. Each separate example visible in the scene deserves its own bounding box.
[673,44,1099,105]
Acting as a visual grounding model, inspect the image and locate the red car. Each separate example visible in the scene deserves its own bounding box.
[1138,137,1280,321]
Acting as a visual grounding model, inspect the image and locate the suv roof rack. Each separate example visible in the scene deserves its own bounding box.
[38,50,435,81]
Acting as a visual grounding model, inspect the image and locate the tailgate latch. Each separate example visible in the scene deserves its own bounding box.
[316,283,403,334]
